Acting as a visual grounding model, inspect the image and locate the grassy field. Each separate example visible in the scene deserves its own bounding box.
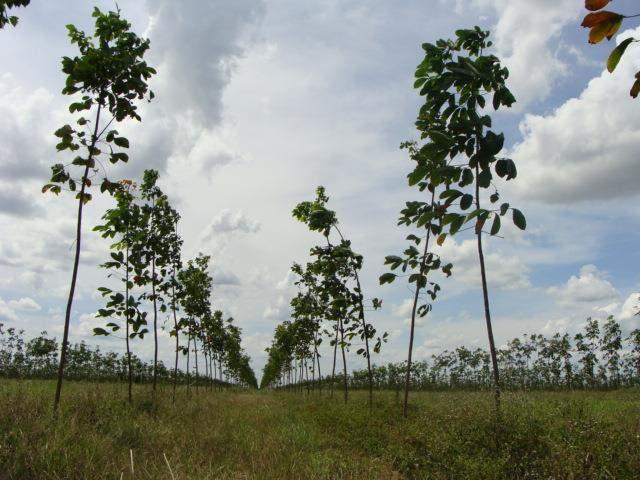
[0,380,639,479]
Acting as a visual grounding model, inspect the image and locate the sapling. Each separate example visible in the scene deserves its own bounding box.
[398,28,525,411]
[177,254,213,391]
[93,180,148,402]
[157,212,183,401]
[293,187,386,406]
[43,7,155,413]
[575,318,600,388]
[601,316,622,388]
[136,169,179,392]
[380,141,454,418]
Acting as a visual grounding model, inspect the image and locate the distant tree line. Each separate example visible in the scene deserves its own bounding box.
[266,316,640,392]
[0,324,256,388]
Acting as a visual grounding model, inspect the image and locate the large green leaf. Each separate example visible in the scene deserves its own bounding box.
[512,208,526,230]
[607,37,635,73]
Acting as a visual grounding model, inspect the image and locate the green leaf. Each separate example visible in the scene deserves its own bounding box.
[93,327,109,336]
[608,38,634,73]
[512,208,526,230]
[483,131,504,156]
[490,214,501,236]
[114,137,130,148]
[477,169,492,188]
[379,273,397,285]
[460,194,473,210]
[449,214,465,235]
[406,234,421,245]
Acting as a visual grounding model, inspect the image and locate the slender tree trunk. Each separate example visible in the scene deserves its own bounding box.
[305,358,310,395]
[354,276,373,407]
[331,323,338,399]
[403,189,435,418]
[53,102,102,415]
[314,331,322,395]
[125,244,133,404]
[475,165,501,413]
[310,350,316,392]
[194,334,199,392]
[339,317,348,403]
[293,360,297,388]
[335,227,373,407]
[172,286,179,404]
[171,221,179,403]
[152,254,158,394]
[186,332,191,394]
[209,352,214,391]
[213,354,217,390]
[203,348,208,390]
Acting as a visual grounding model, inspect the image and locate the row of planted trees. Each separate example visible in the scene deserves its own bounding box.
[261,28,526,418]
[0,6,260,411]
[260,187,387,406]
[90,170,257,402]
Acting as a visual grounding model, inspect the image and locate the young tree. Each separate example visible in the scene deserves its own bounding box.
[405,28,524,412]
[575,318,600,388]
[137,169,178,392]
[159,214,183,402]
[93,181,148,402]
[177,254,213,392]
[380,141,453,418]
[294,187,385,406]
[291,263,325,393]
[601,316,622,387]
[626,329,640,382]
[44,7,155,413]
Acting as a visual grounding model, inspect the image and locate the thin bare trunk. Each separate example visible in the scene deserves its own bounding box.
[403,189,435,418]
[172,222,179,404]
[186,332,191,394]
[314,331,322,395]
[209,352,214,391]
[305,358,310,395]
[354,275,373,407]
[152,254,158,393]
[125,243,132,404]
[194,333,199,392]
[339,317,348,403]
[331,324,338,399]
[475,165,501,413]
[335,227,373,407]
[53,102,102,415]
[172,288,179,403]
[213,354,218,390]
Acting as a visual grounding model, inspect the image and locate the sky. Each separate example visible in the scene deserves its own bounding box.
[1,0,640,379]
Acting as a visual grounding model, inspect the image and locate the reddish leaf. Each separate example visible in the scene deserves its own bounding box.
[581,11,620,28]
[588,16,623,44]
[585,0,612,11]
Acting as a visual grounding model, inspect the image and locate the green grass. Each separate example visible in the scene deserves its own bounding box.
[1,380,639,479]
